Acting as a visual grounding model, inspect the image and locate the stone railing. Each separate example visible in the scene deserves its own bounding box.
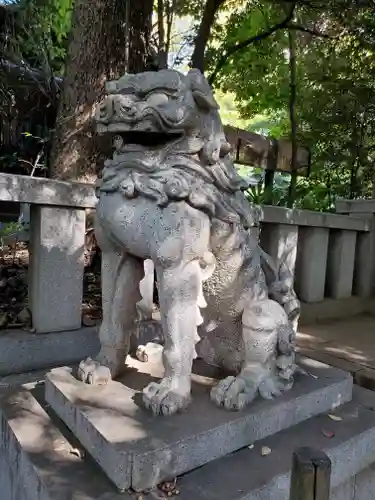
[260,205,373,304]
[0,172,373,336]
[0,173,97,334]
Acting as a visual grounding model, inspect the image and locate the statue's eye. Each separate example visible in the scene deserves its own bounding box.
[145,92,169,106]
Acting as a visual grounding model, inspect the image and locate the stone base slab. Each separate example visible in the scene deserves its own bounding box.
[45,357,352,491]
[1,382,375,500]
[0,327,99,375]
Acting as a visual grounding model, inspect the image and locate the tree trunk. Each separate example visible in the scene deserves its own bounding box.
[165,0,175,60]
[287,27,298,208]
[49,0,153,181]
[128,0,154,73]
[157,0,167,69]
[190,0,225,73]
[349,109,367,199]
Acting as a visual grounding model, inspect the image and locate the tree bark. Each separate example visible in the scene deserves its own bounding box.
[49,0,153,181]
[128,0,154,73]
[157,0,167,69]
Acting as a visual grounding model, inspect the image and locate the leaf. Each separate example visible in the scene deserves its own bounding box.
[70,448,84,458]
[328,414,342,422]
[261,446,272,456]
[322,429,335,438]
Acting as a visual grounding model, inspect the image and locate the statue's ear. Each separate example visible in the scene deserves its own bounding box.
[187,69,219,110]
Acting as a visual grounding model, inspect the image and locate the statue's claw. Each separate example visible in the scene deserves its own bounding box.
[210,375,258,411]
[211,371,288,410]
[77,347,128,385]
[258,378,282,399]
[142,378,191,416]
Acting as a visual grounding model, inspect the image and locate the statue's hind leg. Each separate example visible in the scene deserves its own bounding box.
[78,239,143,385]
[211,297,289,411]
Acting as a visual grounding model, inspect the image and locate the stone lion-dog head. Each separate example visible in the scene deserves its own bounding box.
[95,68,256,229]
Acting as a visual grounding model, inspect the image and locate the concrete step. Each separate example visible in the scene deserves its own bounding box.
[0,382,375,500]
[177,386,375,500]
[44,356,352,491]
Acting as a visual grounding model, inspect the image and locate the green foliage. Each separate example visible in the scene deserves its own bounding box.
[3,0,73,73]
[206,0,375,209]
[244,175,290,206]
[0,221,23,238]
[3,0,375,211]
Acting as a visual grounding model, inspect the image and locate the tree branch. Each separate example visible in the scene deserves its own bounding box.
[190,0,227,73]
[288,23,332,38]
[165,0,176,58]
[208,1,297,85]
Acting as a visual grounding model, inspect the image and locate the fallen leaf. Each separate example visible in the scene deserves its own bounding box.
[16,307,31,325]
[137,495,143,500]
[82,314,97,327]
[248,444,254,450]
[158,479,177,493]
[261,446,272,456]
[328,414,342,422]
[70,448,85,459]
[322,429,335,438]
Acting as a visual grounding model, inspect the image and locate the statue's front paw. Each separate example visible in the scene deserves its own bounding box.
[142,378,191,416]
[77,347,127,385]
[210,375,258,411]
[77,357,112,385]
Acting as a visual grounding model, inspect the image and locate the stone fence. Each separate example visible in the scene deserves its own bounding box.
[0,172,373,337]
[0,173,96,335]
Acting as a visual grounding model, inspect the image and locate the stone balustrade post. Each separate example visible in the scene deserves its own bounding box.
[325,230,357,299]
[354,231,374,297]
[28,205,86,333]
[335,200,375,297]
[295,227,329,303]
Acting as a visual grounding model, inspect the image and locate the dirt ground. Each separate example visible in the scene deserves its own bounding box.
[0,242,102,330]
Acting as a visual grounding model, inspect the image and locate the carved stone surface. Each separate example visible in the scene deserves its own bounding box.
[77,68,300,416]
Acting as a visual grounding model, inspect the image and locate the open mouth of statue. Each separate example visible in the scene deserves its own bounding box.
[115,131,184,149]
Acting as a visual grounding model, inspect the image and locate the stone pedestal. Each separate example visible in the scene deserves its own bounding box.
[326,230,357,299]
[295,227,329,302]
[45,357,352,492]
[2,367,375,499]
[28,205,86,333]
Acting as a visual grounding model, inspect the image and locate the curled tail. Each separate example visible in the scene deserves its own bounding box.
[258,248,300,387]
[259,248,300,334]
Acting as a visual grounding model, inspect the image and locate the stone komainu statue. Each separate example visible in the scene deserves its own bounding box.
[78,68,300,416]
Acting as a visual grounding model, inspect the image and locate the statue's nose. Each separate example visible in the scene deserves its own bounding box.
[115,95,136,114]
